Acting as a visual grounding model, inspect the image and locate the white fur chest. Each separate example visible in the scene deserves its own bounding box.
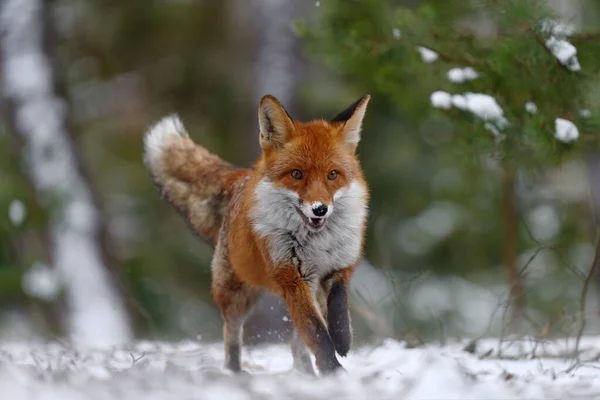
[250,179,367,283]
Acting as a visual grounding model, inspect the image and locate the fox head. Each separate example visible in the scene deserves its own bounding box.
[251,94,370,237]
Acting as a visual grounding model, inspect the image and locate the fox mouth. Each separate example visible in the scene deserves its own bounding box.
[294,206,326,232]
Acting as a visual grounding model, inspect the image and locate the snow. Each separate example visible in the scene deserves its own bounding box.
[431,91,508,135]
[0,0,131,347]
[452,93,508,131]
[21,261,62,301]
[392,28,401,40]
[579,109,591,118]
[545,37,581,72]
[417,46,438,63]
[447,67,479,83]
[430,91,452,109]
[526,205,560,241]
[450,94,467,109]
[452,93,504,121]
[540,18,576,37]
[484,122,501,136]
[555,118,579,143]
[0,338,599,399]
[8,199,26,226]
[525,101,538,114]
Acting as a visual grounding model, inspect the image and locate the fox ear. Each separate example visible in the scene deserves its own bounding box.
[258,95,294,150]
[331,95,370,150]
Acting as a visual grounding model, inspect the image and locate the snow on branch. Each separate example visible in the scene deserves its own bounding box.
[430,91,452,109]
[545,37,581,72]
[525,102,538,115]
[540,18,577,37]
[417,46,438,63]
[8,199,26,226]
[554,118,579,143]
[431,91,508,136]
[447,67,479,83]
[0,0,131,347]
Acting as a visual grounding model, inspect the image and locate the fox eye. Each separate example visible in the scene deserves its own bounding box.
[291,169,303,180]
[327,170,338,180]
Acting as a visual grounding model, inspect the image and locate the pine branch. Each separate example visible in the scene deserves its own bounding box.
[571,33,600,44]
[416,43,486,67]
[489,0,576,74]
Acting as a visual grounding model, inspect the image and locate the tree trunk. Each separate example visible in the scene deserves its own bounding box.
[251,0,299,112]
[0,0,131,347]
[243,0,302,345]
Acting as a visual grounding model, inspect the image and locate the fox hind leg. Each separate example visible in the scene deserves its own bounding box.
[211,241,262,373]
[215,283,262,373]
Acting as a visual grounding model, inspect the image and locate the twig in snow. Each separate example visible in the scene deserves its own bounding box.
[566,228,600,373]
[522,221,585,280]
[129,352,146,367]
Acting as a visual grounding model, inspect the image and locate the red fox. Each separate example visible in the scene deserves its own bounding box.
[143,94,370,375]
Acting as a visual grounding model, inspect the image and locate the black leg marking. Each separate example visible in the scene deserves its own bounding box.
[225,343,242,372]
[327,280,351,357]
[309,314,342,374]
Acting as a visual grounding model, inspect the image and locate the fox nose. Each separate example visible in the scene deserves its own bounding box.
[312,204,328,217]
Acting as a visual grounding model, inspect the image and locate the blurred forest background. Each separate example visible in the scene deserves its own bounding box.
[1,0,600,349]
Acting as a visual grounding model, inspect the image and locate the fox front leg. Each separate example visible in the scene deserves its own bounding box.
[325,268,353,357]
[273,268,343,375]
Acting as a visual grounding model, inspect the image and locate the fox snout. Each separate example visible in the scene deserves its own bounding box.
[298,200,332,218]
[312,203,328,217]
[293,200,333,232]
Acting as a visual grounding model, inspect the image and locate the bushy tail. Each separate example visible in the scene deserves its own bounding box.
[143,115,237,246]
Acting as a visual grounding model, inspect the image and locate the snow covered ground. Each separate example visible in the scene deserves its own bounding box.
[0,337,599,399]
